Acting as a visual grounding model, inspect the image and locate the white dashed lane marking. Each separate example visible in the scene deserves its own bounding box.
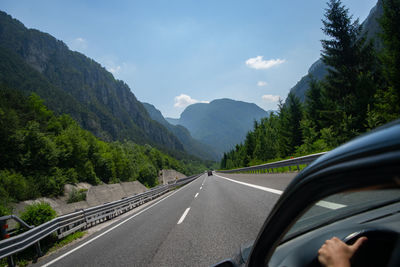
[177,207,191,224]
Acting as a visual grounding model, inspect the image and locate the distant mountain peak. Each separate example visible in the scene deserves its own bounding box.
[142,102,219,160]
[172,98,268,157]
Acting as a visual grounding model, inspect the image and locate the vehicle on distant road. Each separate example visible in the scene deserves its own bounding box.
[213,120,400,267]
[208,170,213,176]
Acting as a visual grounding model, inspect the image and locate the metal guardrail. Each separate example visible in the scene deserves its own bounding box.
[217,152,327,174]
[0,174,201,264]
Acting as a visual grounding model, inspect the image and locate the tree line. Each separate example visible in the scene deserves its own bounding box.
[0,87,211,215]
[221,0,400,170]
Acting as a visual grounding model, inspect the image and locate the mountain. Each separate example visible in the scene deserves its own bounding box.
[172,98,268,157]
[165,117,180,126]
[0,11,184,152]
[289,0,383,101]
[142,103,219,161]
[289,60,328,102]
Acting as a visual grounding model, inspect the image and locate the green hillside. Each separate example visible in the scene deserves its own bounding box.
[0,11,183,153]
[0,87,211,215]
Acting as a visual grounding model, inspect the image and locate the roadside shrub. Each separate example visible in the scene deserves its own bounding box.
[67,188,87,203]
[0,203,11,216]
[20,202,56,227]
[0,170,29,201]
[138,163,158,187]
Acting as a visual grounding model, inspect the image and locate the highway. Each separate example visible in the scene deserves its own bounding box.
[30,170,392,267]
[31,172,295,267]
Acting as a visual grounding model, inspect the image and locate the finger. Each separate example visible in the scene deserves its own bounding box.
[350,236,368,251]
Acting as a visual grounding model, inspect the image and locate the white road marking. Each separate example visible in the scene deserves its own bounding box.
[214,174,283,194]
[41,185,189,267]
[195,193,199,198]
[200,186,202,190]
[202,175,207,185]
[214,173,347,210]
[177,207,191,224]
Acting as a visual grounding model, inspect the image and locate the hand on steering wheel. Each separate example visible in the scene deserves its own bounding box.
[318,236,368,267]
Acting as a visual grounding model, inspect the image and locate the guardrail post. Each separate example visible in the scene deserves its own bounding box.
[7,255,15,267]
[1,219,15,267]
[297,164,300,171]
[35,241,43,258]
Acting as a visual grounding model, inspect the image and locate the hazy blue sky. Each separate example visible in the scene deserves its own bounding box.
[1,0,377,118]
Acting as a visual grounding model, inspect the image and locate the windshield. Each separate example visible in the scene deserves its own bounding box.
[1,0,399,266]
[283,188,400,241]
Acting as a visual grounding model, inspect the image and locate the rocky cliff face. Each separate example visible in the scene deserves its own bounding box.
[0,11,183,151]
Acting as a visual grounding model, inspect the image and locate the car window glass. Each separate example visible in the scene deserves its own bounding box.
[282,188,400,242]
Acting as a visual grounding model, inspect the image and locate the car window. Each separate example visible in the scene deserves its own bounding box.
[282,188,400,242]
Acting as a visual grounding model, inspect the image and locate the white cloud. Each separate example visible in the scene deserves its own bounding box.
[246,56,285,70]
[70,37,88,51]
[174,94,209,108]
[262,94,281,102]
[257,81,267,87]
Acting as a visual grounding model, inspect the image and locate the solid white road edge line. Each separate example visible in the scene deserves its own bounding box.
[194,193,199,198]
[41,184,190,267]
[177,207,191,224]
[214,173,283,194]
[214,173,347,210]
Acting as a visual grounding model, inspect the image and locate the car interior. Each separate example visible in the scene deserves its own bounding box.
[269,187,400,267]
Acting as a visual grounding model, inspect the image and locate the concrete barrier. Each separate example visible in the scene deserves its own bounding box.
[159,169,186,185]
[12,180,148,216]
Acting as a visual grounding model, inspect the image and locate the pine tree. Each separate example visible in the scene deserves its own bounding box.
[278,93,303,157]
[321,0,378,135]
[304,77,324,131]
[371,0,400,124]
[380,0,400,93]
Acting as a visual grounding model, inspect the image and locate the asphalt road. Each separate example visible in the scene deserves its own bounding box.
[32,172,297,267]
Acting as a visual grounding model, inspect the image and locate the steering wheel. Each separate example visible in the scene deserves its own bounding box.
[343,229,400,267]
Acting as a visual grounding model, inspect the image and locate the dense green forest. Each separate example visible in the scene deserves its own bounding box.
[221,0,400,169]
[0,87,213,215]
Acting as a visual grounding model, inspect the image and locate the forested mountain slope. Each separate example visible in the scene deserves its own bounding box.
[221,0,400,170]
[0,11,183,152]
[0,87,212,215]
